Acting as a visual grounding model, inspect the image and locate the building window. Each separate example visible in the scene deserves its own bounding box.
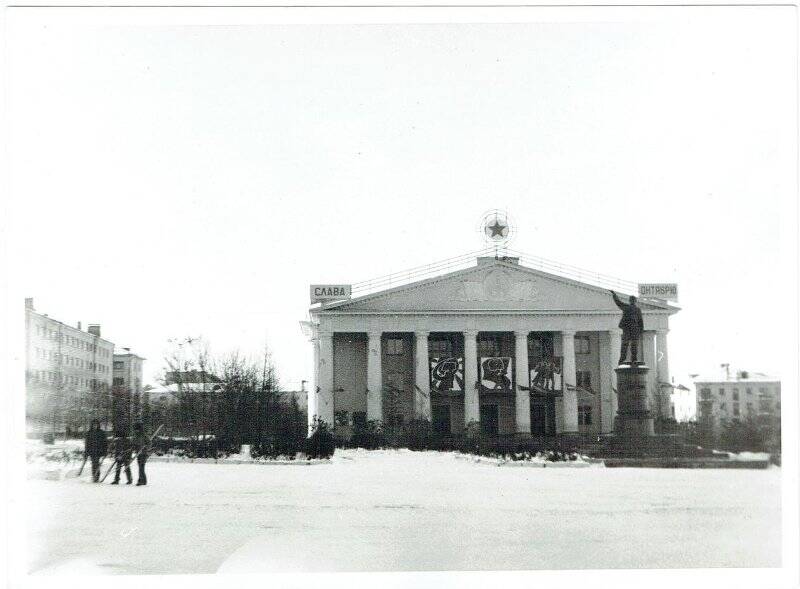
[429,339,452,355]
[578,404,593,426]
[386,338,404,355]
[732,388,739,401]
[733,403,740,416]
[113,377,124,386]
[720,403,726,411]
[718,388,725,397]
[576,370,592,390]
[759,399,771,412]
[478,339,499,357]
[575,336,591,354]
[746,387,752,395]
[113,361,124,369]
[700,388,712,400]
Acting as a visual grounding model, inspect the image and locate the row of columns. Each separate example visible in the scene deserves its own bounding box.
[310,328,669,434]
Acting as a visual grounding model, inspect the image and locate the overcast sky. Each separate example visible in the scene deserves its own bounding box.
[6,7,796,392]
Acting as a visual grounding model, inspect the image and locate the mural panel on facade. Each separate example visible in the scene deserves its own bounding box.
[480,357,512,390]
[530,357,563,393]
[430,357,464,392]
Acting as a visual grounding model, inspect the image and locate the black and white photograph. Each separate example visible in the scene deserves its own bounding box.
[2,4,798,588]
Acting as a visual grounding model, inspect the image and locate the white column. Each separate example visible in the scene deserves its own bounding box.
[414,331,431,420]
[642,331,657,413]
[656,329,671,419]
[317,332,335,427]
[463,330,480,426]
[367,331,383,422]
[514,330,531,434]
[560,330,578,434]
[609,329,622,427]
[307,336,320,434]
[598,331,614,434]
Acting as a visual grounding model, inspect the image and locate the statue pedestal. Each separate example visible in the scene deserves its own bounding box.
[614,363,655,437]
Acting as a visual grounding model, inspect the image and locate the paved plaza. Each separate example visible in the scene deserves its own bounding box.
[26,449,782,575]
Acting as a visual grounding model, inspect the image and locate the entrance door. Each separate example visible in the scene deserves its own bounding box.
[530,402,546,435]
[530,399,556,435]
[480,405,499,437]
[332,334,367,429]
[432,404,451,435]
[384,371,406,427]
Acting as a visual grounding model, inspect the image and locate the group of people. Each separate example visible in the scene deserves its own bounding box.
[83,420,150,485]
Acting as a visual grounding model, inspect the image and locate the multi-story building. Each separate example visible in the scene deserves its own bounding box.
[112,348,146,430]
[25,298,115,436]
[669,381,695,423]
[695,370,781,438]
[278,382,308,413]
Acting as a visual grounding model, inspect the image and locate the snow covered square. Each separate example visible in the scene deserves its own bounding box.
[26,449,781,575]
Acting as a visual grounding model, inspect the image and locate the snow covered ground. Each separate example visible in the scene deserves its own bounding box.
[25,449,781,575]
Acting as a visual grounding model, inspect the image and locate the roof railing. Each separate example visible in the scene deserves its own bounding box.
[346,246,639,299]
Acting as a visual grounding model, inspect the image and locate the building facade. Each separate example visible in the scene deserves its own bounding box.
[303,257,678,439]
[695,371,781,438]
[112,349,146,430]
[25,298,115,435]
[669,383,696,423]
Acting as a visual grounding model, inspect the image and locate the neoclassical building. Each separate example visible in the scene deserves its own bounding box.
[302,256,678,438]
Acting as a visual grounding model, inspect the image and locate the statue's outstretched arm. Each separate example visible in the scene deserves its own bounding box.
[610,290,625,310]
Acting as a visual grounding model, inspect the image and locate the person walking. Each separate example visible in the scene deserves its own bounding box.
[132,422,149,486]
[110,431,133,485]
[83,419,108,483]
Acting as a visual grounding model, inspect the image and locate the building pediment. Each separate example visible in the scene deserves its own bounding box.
[315,260,672,315]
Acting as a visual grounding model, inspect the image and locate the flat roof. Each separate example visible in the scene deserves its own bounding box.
[694,373,779,384]
[27,308,114,345]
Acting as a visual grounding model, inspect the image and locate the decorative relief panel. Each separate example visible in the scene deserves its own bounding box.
[457,269,538,302]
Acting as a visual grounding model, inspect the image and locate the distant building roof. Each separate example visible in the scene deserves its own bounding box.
[693,370,779,384]
[165,370,222,384]
[146,382,223,396]
[114,348,146,360]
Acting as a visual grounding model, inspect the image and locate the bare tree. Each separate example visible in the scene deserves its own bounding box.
[157,338,301,456]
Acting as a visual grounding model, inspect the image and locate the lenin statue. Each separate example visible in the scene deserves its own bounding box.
[610,290,644,365]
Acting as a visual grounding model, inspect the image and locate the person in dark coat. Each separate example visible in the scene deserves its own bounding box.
[611,290,644,364]
[110,432,133,485]
[132,422,149,486]
[84,419,108,483]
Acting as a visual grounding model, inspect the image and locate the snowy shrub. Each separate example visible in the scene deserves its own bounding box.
[463,420,482,440]
[152,436,239,459]
[401,419,433,451]
[305,418,335,459]
[251,436,301,460]
[445,434,571,462]
[349,420,387,450]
